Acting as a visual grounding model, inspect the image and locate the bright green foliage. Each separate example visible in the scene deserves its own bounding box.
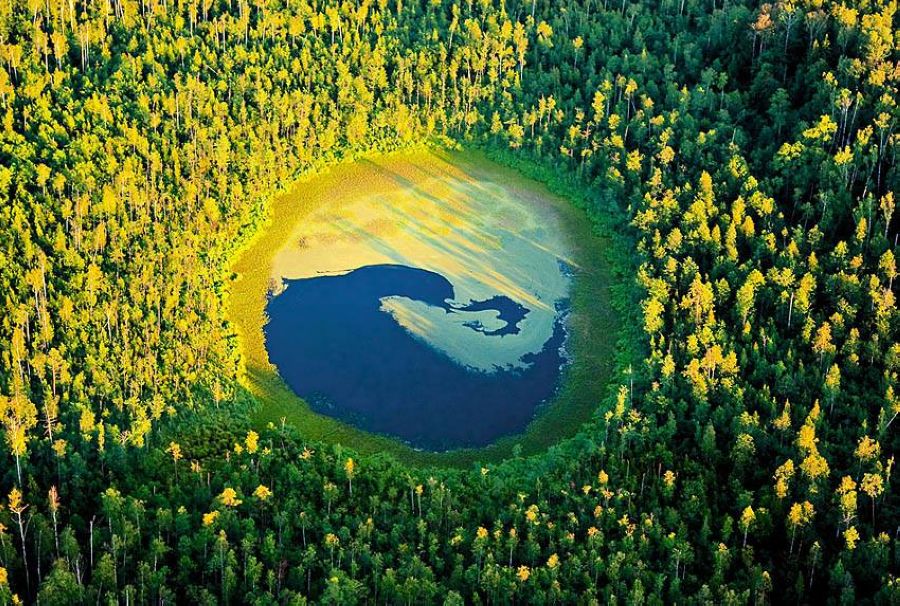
[0,0,897,603]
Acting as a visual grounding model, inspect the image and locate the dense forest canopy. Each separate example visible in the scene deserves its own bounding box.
[0,0,897,602]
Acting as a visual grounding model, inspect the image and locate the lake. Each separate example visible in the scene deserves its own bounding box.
[226,149,612,458]
[265,264,570,449]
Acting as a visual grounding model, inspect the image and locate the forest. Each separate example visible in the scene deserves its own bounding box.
[0,0,897,602]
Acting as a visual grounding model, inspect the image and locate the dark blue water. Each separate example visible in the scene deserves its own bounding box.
[264,264,568,450]
[455,296,529,336]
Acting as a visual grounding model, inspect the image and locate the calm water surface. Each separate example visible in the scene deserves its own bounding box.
[264,264,569,450]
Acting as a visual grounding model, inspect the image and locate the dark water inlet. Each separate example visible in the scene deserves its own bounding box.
[264,264,569,450]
